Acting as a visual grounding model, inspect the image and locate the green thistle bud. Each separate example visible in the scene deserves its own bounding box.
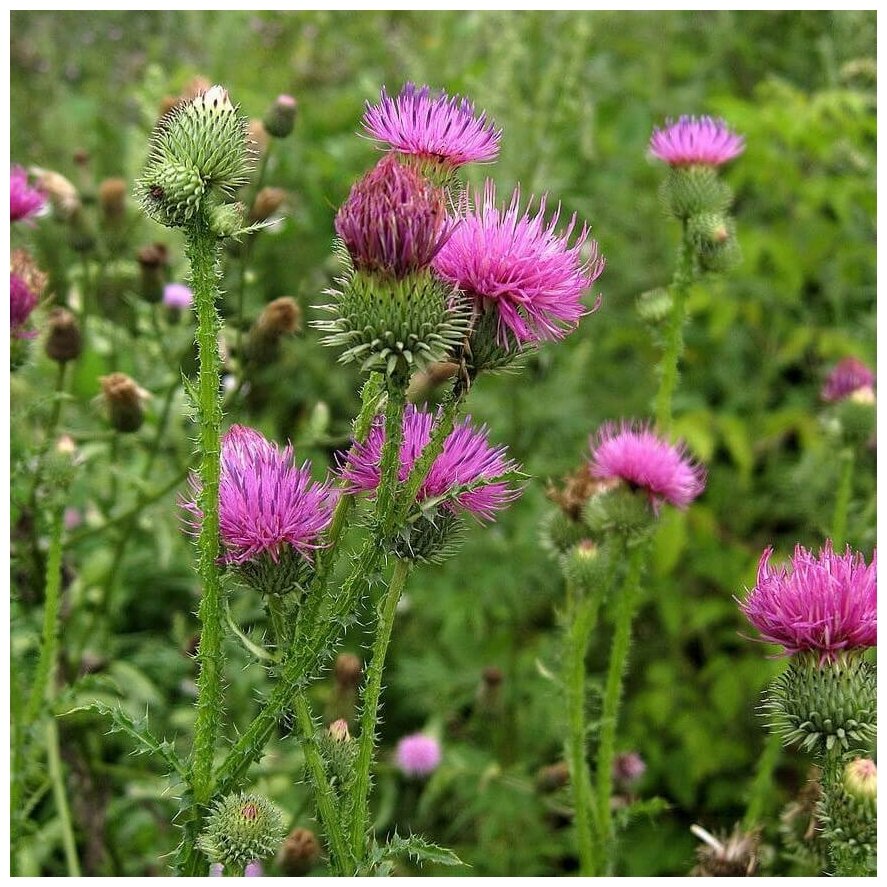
[763,654,876,755]
[198,792,286,874]
[697,229,741,274]
[208,201,246,239]
[463,306,527,375]
[319,718,358,789]
[843,758,877,802]
[391,509,465,564]
[45,307,82,363]
[562,540,605,590]
[819,759,877,875]
[136,85,251,231]
[539,508,589,557]
[233,547,315,598]
[687,212,731,250]
[263,94,298,139]
[100,372,148,433]
[316,264,470,377]
[830,398,876,449]
[582,483,654,543]
[636,287,673,325]
[659,166,732,220]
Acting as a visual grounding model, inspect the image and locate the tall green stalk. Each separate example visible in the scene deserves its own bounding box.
[348,557,411,862]
[592,542,646,874]
[831,447,855,549]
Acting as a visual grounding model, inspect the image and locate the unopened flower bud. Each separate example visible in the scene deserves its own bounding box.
[277,827,321,877]
[563,539,605,590]
[33,168,81,219]
[263,94,298,139]
[334,652,362,690]
[250,187,287,223]
[208,201,245,239]
[636,287,673,325]
[328,718,351,743]
[198,793,286,875]
[659,166,732,220]
[843,758,876,802]
[45,307,82,363]
[247,297,302,364]
[536,761,570,794]
[137,242,169,304]
[98,177,127,225]
[100,372,148,433]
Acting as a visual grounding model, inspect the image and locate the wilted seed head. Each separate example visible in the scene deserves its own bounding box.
[254,297,302,338]
[98,177,127,224]
[546,465,605,521]
[137,85,252,229]
[100,373,148,433]
[198,792,286,874]
[250,186,288,223]
[690,824,760,876]
[264,94,298,139]
[136,242,170,304]
[45,307,82,363]
[335,153,453,278]
[334,652,362,689]
[32,168,80,219]
[278,827,321,877]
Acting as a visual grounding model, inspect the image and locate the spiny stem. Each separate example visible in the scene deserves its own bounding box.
[349,557,411,861]
[593,541,646,873]
[46,716,81,877]
[655,222,694,436]
[375,381,407,537]
[184,219,225,818]
[831,447,855,549]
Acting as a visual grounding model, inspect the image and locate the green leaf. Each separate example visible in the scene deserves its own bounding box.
[383,832,465,869]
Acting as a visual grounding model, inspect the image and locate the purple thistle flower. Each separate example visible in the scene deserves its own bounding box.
[244,861,263,877]
[182,425,336,566]
[589,421,706,511]
[11,273,39,339]
[613,751,647,788]
[821,356,875,403]
[739,542,876,663]
[11,166,46,222]
[649,116,745,167]
[338,404,521,522]
[163,282,194,309]
[335,153,454,278]
[433,182,604,348]
[395,733,442,777]
[362,83,501,167]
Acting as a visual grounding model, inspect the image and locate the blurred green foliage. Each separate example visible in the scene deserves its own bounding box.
[11,9,875,877]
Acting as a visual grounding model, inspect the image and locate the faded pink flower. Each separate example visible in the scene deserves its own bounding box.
[362,83,500,167]
[739,542,876,662]
[433,182,604,347]
[589,421,706,510]
[650,116,745,167]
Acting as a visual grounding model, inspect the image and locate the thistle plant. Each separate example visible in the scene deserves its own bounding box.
[739,542,877,875]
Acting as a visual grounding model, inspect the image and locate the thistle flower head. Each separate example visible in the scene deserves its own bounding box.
[11,166,46,222]
[589,421,706,511]
[433,182,604,348]
[821,357,875,403]
[650,116,745,167]
[844,758,877,800]
[339,404,521,522]
[395,733,442,777]
[613,751,647,788]
[739,542,876,662]
[182,425,336,568]
[10,256,42,339]
[362,83,501,167]
[162,282,193,309]
[198,793,285,874]
[335,153,453,278]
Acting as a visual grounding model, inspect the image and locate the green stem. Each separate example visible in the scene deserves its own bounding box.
[375,382,407,537]
[742,731,783,829]
[46,716,81,877]
[593,542,646,874]
[831,447,855,549]
[654,222,694,436]
[349,557,411,862]
[292,695,354,875]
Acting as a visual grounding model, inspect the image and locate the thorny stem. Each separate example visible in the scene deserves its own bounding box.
[375,380,408,537]
[46,716,82,876]
[349,557,411,862]
[654,221,694,436]
[831,447,855,549]
[593,541,646,874]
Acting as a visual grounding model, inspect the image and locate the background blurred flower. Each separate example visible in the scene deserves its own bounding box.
[395,732,442,777]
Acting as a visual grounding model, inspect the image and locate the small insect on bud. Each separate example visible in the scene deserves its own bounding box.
[328,718,352,743]
[334,652,363,690]
[277,827,321,877]
[45,307,82,363]
[249,186,288,224]
[100,372,148,433]
[136,242,170,304]
[263,94,298,139]
[98,177,127,225]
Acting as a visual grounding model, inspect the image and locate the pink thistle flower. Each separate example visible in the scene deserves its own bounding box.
[739,542,876,663]
[338,404,521,522]
[613,752,647,788]
[163,282,194,309]
[182,425,336,566]
[433,182,604,348]
[649,116,745,167]
[395,733,442,777]
[589,421,706,510]
[335,153,454,278]
[362,83,501,167]
[821,356,875,403]
[10,166,46,222]
[11,273,39,339]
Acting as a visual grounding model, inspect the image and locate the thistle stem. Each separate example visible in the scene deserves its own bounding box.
[349,557,411,862]
[741,731,783,828]
[831,447,855,549]
[375,381,407,537]
[593,541,646,874]
[655,222,694,436]
[46,716,81,877]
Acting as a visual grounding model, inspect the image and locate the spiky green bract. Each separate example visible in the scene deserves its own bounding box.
[136,86,251,232]
[319,722,358,790]
[819,759,877,876]
[232,546,315,598]
[636,287,673,326]
[659,165,732,220]
[583,484,655,543]
[198,793,286,874]
[561,541,605,591]
[391,509,465,564]
[464,306,527,375]
[539,508,589,557]
[763,654,876,755]
[316,258,470,376]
